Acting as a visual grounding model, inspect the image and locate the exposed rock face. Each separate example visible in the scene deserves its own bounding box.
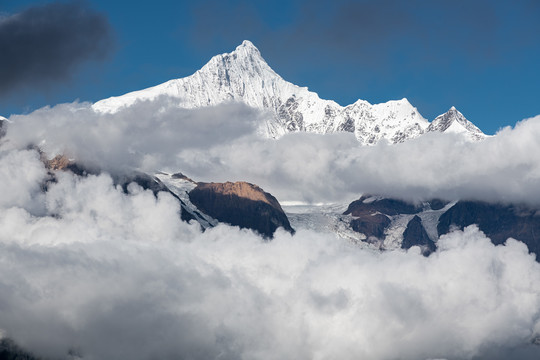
[428,199,448,211]
[0,118,7,138]
[171,172,196,183]
[344,195,421,241]
[350,213,391,239]
[116,172,197,223]
[402,215,436,256]
[343,195,540,259]
[38,154,198,224]
[189,181,294,237]
[344,195,421,217]
[438,200,540,256]
[44,154,71,171]
[39,153,89,176]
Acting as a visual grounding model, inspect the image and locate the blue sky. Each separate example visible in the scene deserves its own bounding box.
[1,0,539,134]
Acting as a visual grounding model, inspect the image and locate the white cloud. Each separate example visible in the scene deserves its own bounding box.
[5,98,259,175]
[0,148,46,212]
[7,99,540,204]
[2,100,540,358]
[0,157,539,359]
[175,113,540,205]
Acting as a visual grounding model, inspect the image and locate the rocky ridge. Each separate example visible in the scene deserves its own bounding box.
[38,155,293,237]
[333,195,540,258]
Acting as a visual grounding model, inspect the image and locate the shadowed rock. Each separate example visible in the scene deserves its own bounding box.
[402,215,436,256]
[189,181,294,238]
[0,118,7,138]
[438,200,540,256]
[350,213,390,239]
[38,153,197,223]
[344,195,421,240]
[171,172,196,183]
[344,195,421,217]
[116,172,196,223]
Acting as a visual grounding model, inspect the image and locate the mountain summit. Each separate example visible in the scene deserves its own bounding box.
[427,107,486,141]
[93,41,485,144]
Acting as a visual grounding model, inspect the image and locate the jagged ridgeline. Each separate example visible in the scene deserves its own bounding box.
[93,41,486,144]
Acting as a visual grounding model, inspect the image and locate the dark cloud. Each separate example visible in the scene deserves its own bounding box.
[0,1,114,97]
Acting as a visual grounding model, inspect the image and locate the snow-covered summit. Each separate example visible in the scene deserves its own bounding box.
[427,107,486,141]
[93,40,484,144]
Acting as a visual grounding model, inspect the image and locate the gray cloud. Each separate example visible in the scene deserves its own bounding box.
[0,1,113,97]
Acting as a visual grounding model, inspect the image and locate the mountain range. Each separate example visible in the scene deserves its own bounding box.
[93,40,486,145]
[2,40,531,255]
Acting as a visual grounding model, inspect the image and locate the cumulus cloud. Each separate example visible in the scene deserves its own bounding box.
[177,114,540,205]
[0,148,47,211]
[5,100,540,205]
[2,104,540,358]
[0,1,113,97]
[0,151,540,359]
[5,98,259,174]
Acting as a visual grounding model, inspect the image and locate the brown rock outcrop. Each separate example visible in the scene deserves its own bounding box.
[45,154,71,170]
[189,181,294,237]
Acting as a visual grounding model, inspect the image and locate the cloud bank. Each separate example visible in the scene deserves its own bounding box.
[0,1,113,97]
[2,100,540,358]
[0,150,540,359]
[5,99,540,205]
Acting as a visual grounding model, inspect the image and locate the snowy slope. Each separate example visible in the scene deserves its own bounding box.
[283,200,455,251]
[93,40,484,144]
[155,172,217,229]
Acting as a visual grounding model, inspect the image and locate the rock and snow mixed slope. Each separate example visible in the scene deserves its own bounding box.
[93,40,485,145]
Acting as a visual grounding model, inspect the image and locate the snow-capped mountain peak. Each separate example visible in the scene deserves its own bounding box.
[426,106,486,140]
[93,40,485,144]
[235,39,262,56]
